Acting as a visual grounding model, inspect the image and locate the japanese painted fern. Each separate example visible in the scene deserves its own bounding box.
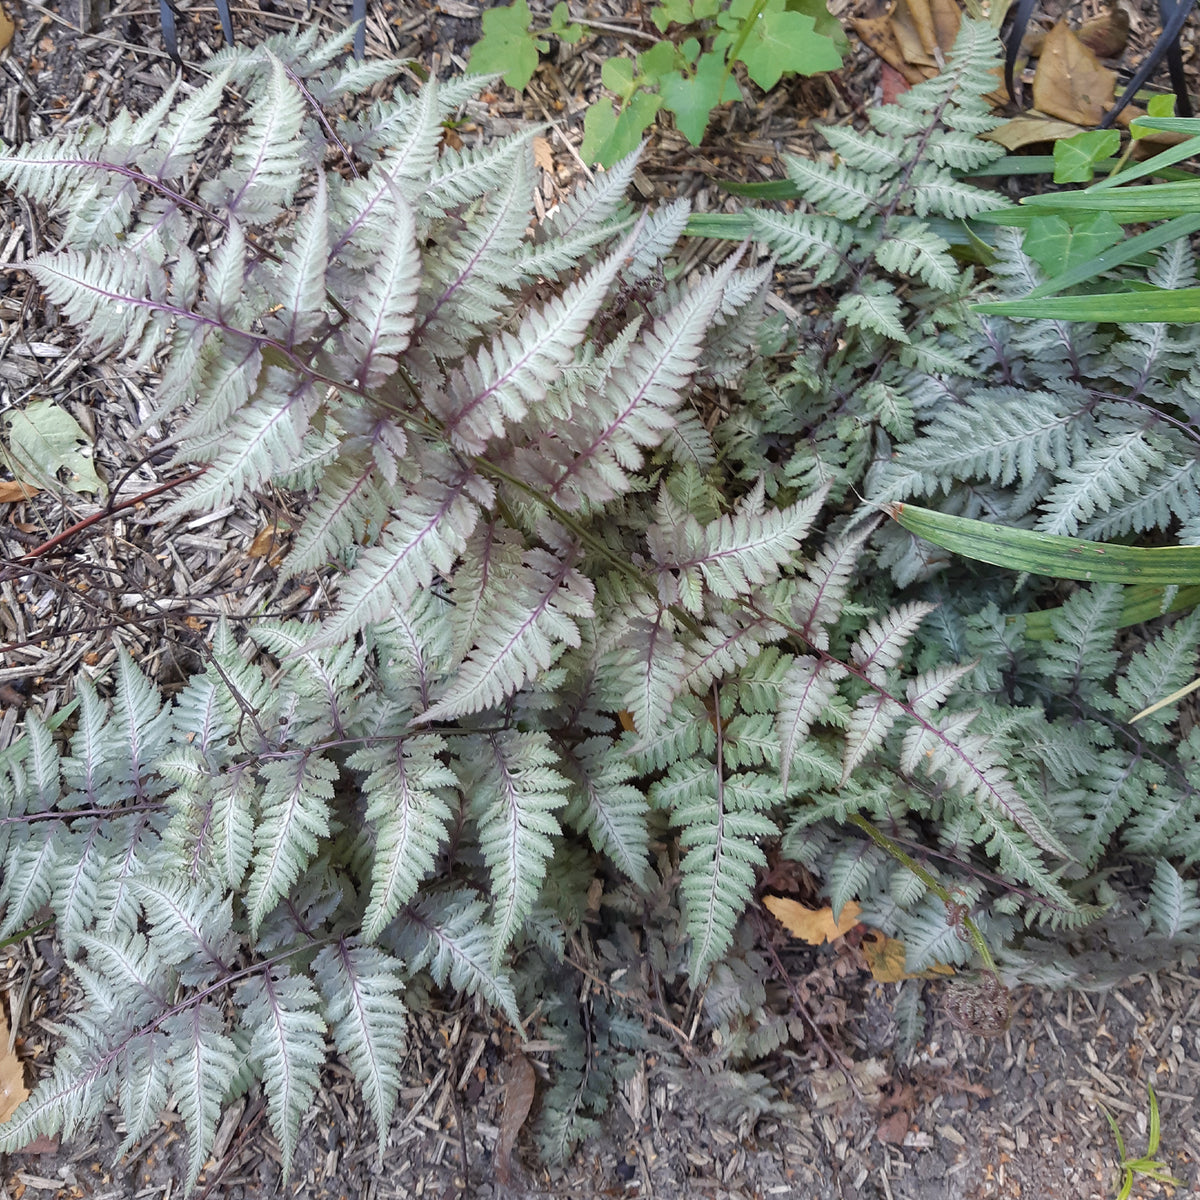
[1,18,1199,1180]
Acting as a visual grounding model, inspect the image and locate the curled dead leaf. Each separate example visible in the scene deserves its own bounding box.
[984,113,1088,151]
[495,1051,536,1186]
[764,895,862,945]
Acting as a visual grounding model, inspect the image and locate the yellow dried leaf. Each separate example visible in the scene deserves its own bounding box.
[862,931,955,982]
[764,895,862,945]
[0,7,13,54]
[1032,21,1116,127]
[0,1008,29,1124]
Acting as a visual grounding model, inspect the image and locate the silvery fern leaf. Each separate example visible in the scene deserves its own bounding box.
[199,54,305,222]
[785,155,876,218]
[29,251,171,359]
[561,736,651,887]
[246,752,338,933]
[236,970,325,1179]
[312,943,407,1148]
[268,175,330,346]
[460,731,569,962]
[165,1004,241,1192]
[418,550,595,722]
[850,601,937,685]
[332,187,421,388]
[388,892,520,1024]
[311,472,483,650]
[350,736,455,940]
[747,210,853,285]
[1147,861,1200,938]
[777,657,847,794]
[537,252,746,510]
[431,231,634,454]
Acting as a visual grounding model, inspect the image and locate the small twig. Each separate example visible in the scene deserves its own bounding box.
[750,908,865,1099]
[7,469,206,567]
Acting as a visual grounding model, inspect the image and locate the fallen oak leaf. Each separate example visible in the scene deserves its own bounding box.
[764,895,861,944]
[1032,21,1117,127]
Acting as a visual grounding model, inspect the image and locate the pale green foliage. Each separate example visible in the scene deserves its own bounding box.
[1,19,1199,1181]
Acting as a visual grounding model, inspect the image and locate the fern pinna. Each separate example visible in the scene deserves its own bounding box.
[2,19,1200,1177]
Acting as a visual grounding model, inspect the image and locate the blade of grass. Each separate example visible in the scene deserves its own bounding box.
[975,287,1200,321]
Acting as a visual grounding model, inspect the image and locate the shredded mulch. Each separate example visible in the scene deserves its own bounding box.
[1,1,1198,1197]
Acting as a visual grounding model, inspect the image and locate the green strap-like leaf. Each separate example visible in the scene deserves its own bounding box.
[889,502,1200,585]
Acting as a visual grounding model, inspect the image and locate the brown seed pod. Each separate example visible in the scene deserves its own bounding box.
[942,972,1012,1037]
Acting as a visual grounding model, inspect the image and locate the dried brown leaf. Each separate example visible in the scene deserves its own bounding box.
[0,480,40,503]
[876,1108,910,1144]
[890,0,936,68]
[1032,21,1116,126]
[1077,5,1130,59]
[985,113,1089,150]
[495,1051,536,1186]
[850,16,929,85]
[0,7,13,53]
[928,0,961,54]
[532,136,554,173]
[0,1008,29,1124]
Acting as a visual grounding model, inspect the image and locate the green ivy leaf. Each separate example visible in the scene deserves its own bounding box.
[1131,93,1177,139]
[1022,212,1124,277]
[638,39,681,82]
[1052,130,1121,184]
[660,51,741,145]
[548,2,584,43]
[653,0,696,31]
[469,0,545,89]
[786,0,850,54]
[736,6,842,91]
[5,399,105,495]
[601,55,639,101]
[581,91,662,166]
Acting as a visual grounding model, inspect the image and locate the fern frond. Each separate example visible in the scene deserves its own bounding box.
[312,474,482,649]
[165,1004,242,1192]
[236,970,325,1179]
[463,731,568,962]
[246,752,338,933]
[1147,860,1200,937]
[419,551,594,722]
[350,737,455,940]
[200,54,305,222]
[312,942,408,1147]
[389,892,521,1024]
